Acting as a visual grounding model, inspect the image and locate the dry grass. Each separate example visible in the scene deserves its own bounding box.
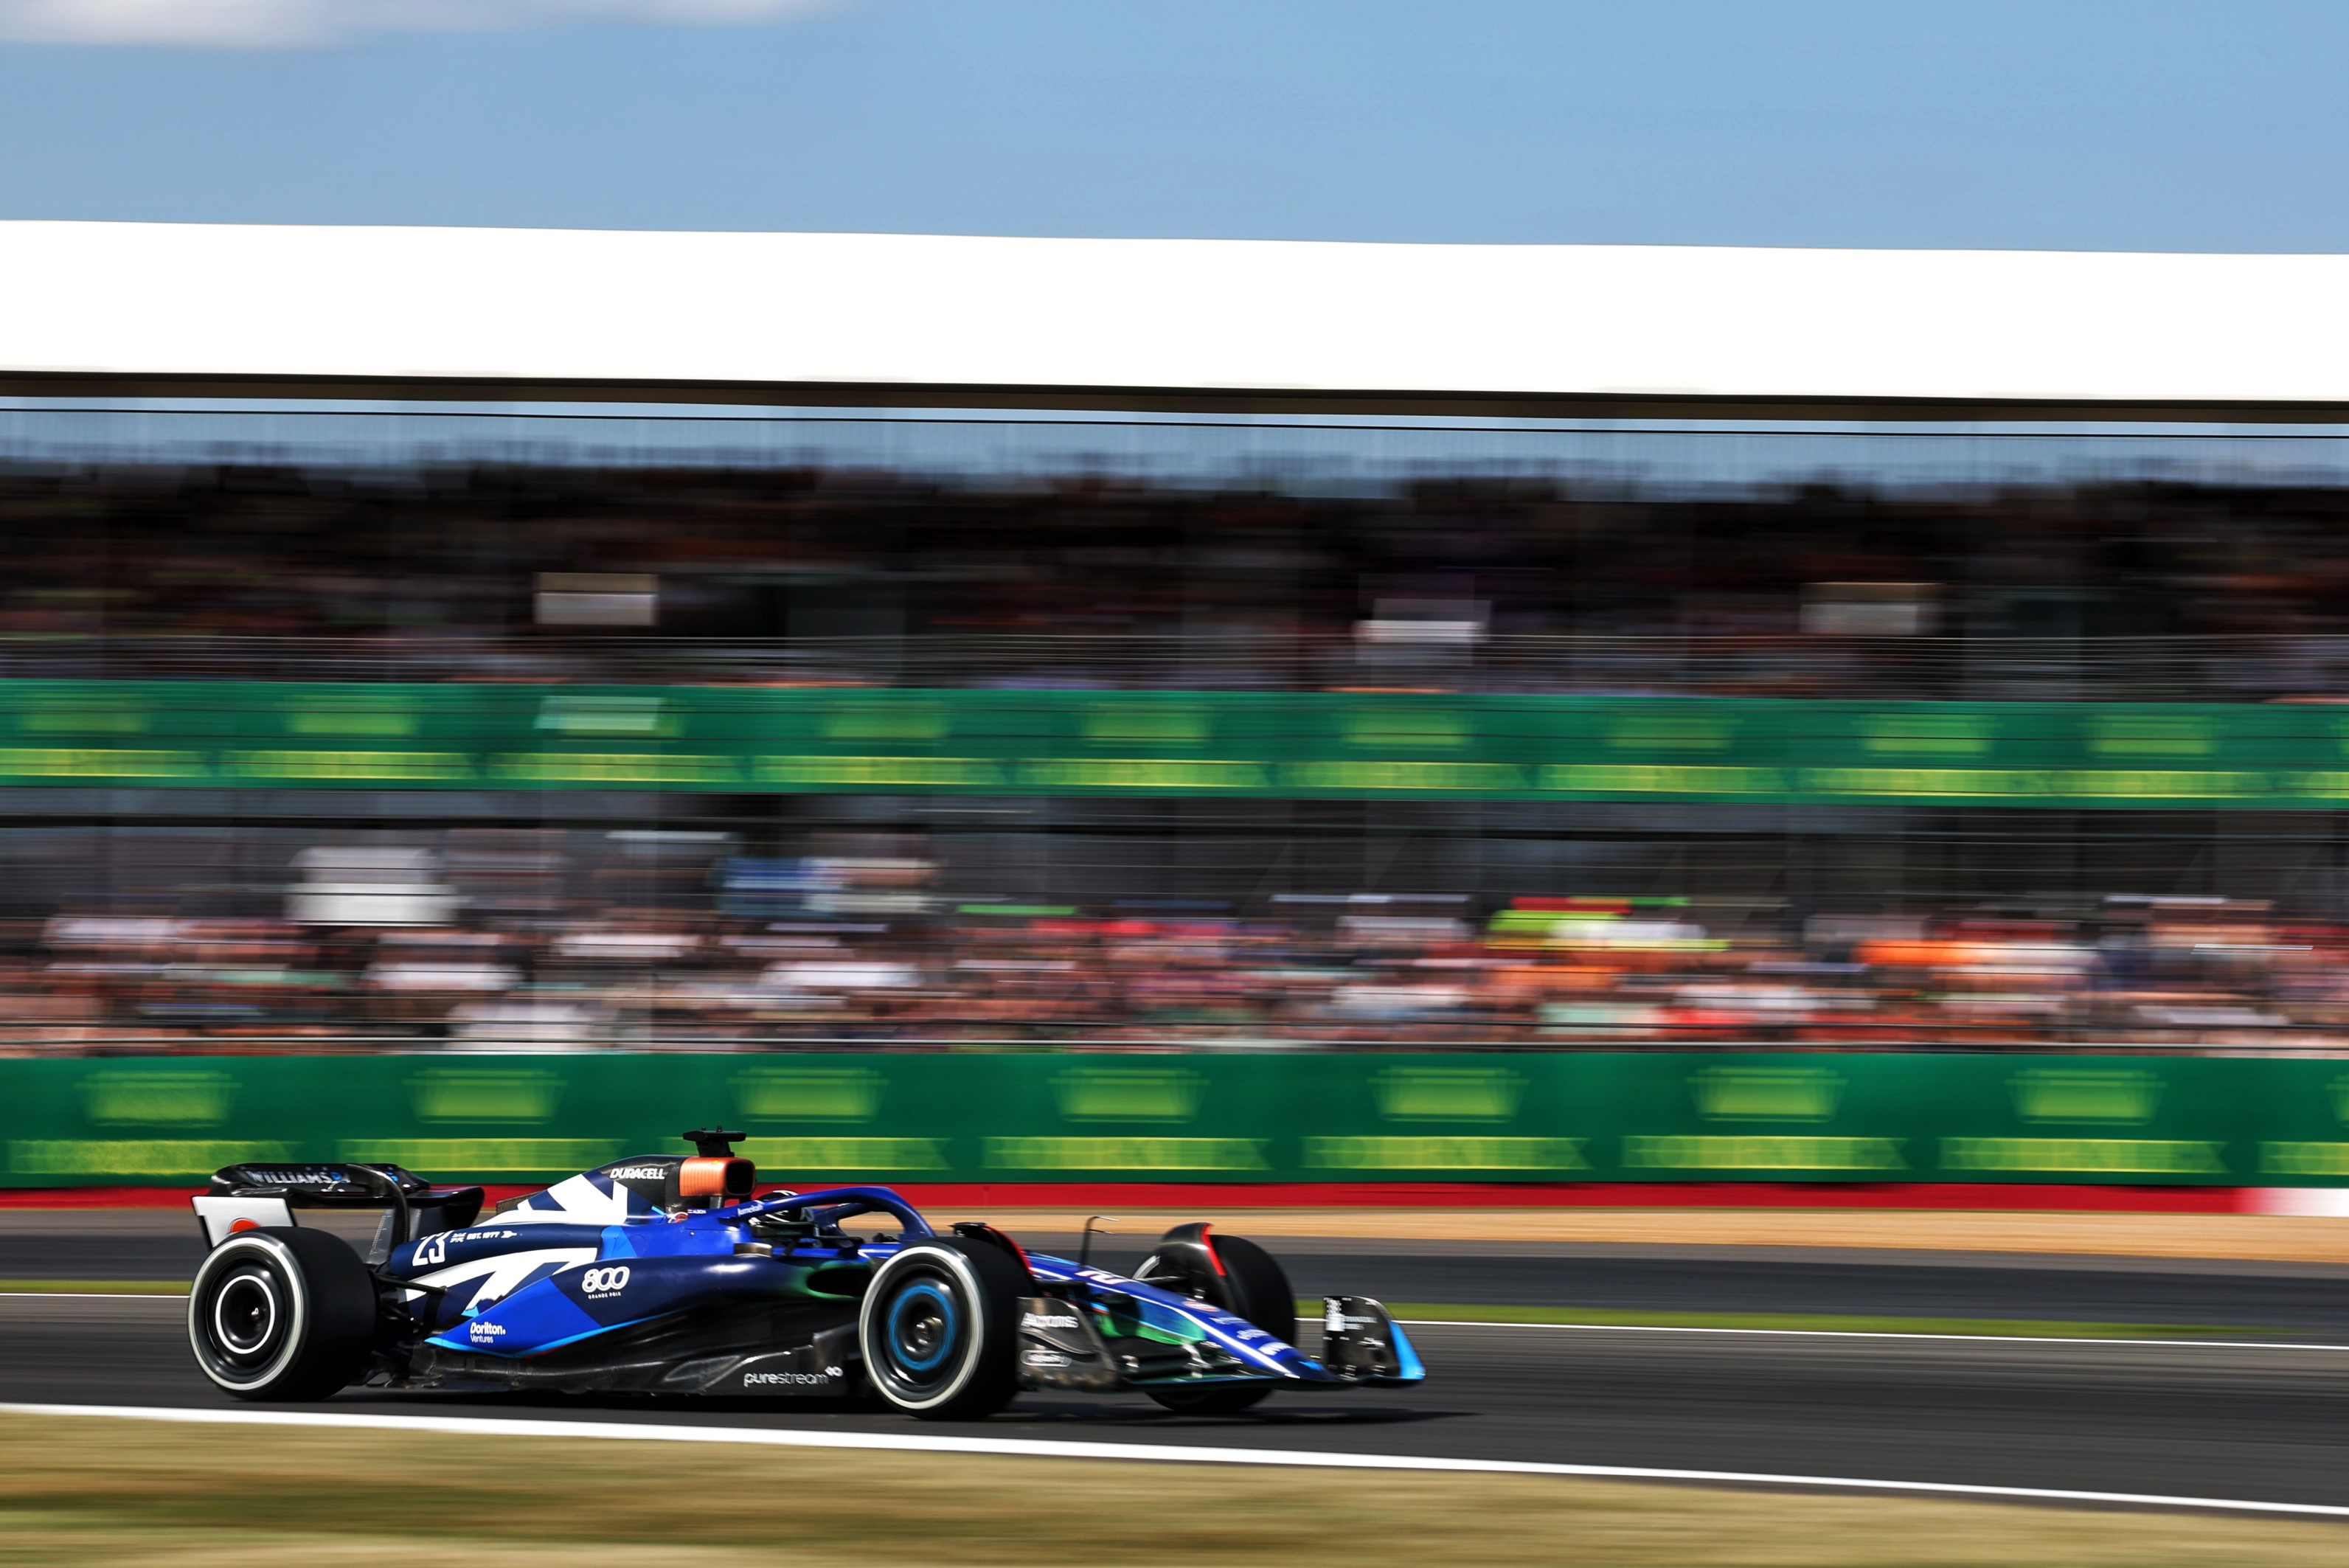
[957,1206,2349,1262]
[0,1411,2342,1568]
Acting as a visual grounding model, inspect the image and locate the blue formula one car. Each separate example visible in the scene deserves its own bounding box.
[184,1130,1423,1419]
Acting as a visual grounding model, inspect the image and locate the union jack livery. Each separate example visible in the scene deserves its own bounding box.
[185,1131,1423,1418]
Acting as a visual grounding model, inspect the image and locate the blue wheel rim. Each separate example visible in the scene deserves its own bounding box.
[886,1280,960,1376]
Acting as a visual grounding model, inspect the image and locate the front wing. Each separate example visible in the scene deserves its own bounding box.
[1013,1252,1424,1395]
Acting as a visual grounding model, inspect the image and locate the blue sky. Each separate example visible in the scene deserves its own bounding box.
[0,0,2344,251]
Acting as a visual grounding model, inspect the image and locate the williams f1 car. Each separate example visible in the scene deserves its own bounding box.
[185,1131,1423,1419]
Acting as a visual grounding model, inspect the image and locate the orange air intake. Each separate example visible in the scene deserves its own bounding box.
[680,1156,755,1201]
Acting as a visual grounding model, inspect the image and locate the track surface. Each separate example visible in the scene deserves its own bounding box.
[17,1215,2349,1331]
[6,1218,2349,1509]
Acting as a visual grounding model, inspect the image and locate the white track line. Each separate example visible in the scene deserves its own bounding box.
[5,1402,2345,1522]
[0,1291,185,1300]
[1396,1319,2349,1351]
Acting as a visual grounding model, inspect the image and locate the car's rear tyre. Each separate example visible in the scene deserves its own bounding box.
[1137,1232,1294,1415]
[858,1237,1026,1420]
[187,1227,376,1401]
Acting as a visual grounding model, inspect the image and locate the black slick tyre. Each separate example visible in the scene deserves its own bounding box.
[858,1236,1026,1420]
[187,1227,377,1401]
[1138,1232,1294,1415]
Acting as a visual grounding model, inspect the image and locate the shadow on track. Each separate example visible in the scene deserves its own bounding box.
[328,1385,1457,1430]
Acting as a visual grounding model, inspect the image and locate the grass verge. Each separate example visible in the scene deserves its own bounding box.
[0,1279,184,1295]
[1347,1301,2272,1339]
[0,1409,2342,1567]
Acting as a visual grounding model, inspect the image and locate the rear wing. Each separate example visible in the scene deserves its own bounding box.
[193,1162,484,1262]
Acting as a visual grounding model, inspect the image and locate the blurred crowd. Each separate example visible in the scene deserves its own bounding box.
[4,864,2339,1055]
[6,462,2349,698]
[4,456,2349,1058]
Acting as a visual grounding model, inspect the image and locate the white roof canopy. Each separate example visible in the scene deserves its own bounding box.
[3,221,2346,418]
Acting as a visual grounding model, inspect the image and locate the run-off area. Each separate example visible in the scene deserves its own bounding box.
[1,1397,2347,1568]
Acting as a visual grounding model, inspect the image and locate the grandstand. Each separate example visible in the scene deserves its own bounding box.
[1,224,2347,1052]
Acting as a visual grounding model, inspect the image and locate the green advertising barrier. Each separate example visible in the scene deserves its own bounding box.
[2,680,2349,807]
[10,1052,2349,1189]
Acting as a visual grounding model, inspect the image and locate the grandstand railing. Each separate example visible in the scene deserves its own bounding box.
[1,1027,2322,1055]
[8,631,2349,701]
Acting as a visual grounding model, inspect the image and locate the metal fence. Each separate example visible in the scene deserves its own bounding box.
[7,631,2349,701]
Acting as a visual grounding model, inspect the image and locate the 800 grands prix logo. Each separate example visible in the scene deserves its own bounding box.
[580,1266,631,1298]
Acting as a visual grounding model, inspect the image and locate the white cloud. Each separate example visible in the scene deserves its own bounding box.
[0,0,839,49]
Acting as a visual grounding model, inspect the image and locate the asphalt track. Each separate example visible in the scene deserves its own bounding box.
[15,1214,2349,1333]
[4,1216,2349,1511]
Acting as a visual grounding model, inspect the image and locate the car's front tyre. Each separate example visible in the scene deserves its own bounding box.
[858,1237,1025,1420]
[1137,1231,1295,1415]
[187,1227,375,1401]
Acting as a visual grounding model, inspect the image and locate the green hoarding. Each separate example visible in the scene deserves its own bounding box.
[4,680,2349,808]
[10,1052,2349,1189]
